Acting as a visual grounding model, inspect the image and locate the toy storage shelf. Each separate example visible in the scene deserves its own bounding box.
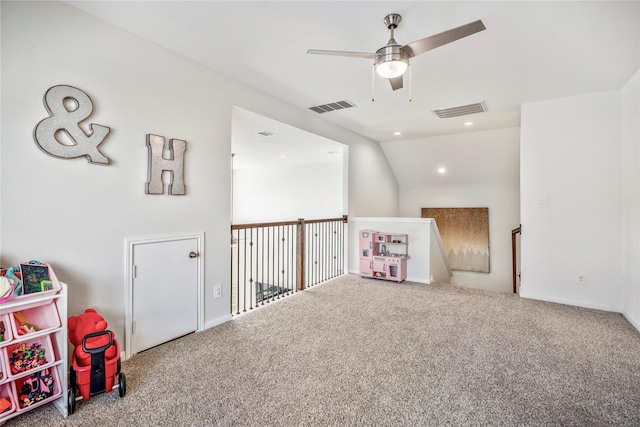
[0,283,68,423]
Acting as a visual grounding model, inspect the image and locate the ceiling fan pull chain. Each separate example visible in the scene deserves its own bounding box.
[371,64,376,102]
[409,65,412,102]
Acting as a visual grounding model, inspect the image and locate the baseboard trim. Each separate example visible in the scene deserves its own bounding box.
[348,269,429,284]
[623,312,640,333]
[121,314,233,361]
[519,291,620,313]
[204,314,233,330]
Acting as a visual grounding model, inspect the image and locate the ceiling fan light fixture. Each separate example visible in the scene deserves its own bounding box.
[375,45,409,79]
[376,59,408,78]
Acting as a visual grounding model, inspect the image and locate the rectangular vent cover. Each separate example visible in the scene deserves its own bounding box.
[309,99,356,114]
[432,101,487,119]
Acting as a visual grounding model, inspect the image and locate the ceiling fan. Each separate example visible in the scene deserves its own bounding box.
[307,14,486,91]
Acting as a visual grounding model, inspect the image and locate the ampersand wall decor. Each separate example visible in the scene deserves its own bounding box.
[34,85,111,165]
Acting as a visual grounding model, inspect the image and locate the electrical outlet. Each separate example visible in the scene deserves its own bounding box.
[214,283,222,298]
[576,274,586,285]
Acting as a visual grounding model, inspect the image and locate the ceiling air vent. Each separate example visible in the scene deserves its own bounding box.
[432,101,487,119]
[309,99,356,114]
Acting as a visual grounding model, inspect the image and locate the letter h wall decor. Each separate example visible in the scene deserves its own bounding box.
[145,134,187,195]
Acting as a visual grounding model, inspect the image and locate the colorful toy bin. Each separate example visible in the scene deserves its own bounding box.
[67,320,125,414]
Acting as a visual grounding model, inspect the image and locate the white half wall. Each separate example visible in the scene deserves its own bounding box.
[520,90,623,312]
[349,217,451,284]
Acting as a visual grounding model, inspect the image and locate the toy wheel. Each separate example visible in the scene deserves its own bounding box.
[118,372,126,397]
[69,366,77,389]
[67,389,75,415]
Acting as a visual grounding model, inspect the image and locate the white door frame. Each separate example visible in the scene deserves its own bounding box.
[124,232,205,359]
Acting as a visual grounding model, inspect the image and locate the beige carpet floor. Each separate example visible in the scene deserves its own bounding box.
[7,275,640,426]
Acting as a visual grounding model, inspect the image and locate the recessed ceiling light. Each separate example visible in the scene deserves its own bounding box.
[464,121,473,126]
[257,131,275,137]
[393,131,402,136]
[438,167,446,174]
[280,155,286,158]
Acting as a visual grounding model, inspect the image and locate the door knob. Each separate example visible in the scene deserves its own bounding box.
[189,251,199,258]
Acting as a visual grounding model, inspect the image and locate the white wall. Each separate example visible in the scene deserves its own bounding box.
[520,90,623,311]
[0,1,398,345]
[233,162,343,224]
[385,128,521,294]
[622,70,640,328]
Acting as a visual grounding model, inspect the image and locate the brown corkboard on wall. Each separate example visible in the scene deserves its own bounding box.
[422,207,490,273]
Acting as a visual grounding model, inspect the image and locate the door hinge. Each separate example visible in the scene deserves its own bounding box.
[132,265,137,279]
[132,320,136,335]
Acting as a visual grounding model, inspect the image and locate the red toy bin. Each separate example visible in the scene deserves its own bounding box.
[3,335,56,380]
[13,368,61,412]
[72,338,120,401]
[9,302,61,338]
[0,352,8,386]
[0,382,16,419]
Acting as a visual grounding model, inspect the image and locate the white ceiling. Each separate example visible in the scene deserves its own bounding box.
[232,106,344,170]
[65,1,639,178]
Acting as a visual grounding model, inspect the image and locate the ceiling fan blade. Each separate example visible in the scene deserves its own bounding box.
[389,76,403,91]
[307,49,375,59]
[403,20,486,58]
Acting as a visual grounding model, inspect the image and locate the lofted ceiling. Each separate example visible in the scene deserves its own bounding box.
[65,1,639,179]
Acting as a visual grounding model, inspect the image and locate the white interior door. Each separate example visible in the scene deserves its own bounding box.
[131,237,199,354]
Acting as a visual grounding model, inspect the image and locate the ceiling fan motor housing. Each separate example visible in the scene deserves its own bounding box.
[375,44,409,65]
[375,14,409,79]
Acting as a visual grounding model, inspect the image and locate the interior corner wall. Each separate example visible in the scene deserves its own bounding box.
[621,69,640,328]
[0,1,398,345]
[520,90,623,312]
